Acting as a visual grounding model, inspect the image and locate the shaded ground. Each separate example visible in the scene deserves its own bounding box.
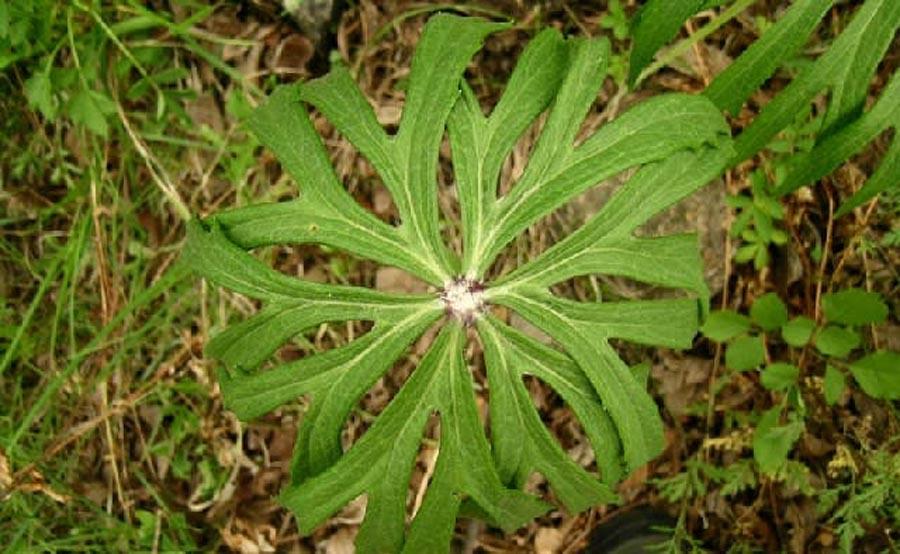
[1,1,898,552]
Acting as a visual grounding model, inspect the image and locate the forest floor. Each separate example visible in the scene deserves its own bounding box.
[1,0,898,552]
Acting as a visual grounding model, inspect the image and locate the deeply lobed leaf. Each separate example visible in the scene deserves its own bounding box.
[279,324,548,552]
[187,13,735,553]
[478,317,619,510]
[450,27,569,271]
[471,95,730,275]
[488,285,698,470]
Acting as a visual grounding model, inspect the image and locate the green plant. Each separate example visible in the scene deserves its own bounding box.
[727,169,788,269]
[627,0,729,86]
[819,444,900,551]
[725,0,900,214]
[727,94,825,270]
[186,14,733,552]
[598,0,630,84]
[599,0,629,41]
[631,0,900,214]
[701,289,897,478]
[653,284,896,551]
[0,1,273,549]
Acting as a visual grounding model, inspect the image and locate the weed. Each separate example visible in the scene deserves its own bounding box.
[188,13,732,551]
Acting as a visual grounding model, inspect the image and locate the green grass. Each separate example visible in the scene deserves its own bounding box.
[0,1,259,549]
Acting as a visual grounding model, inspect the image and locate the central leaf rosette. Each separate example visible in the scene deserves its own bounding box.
[186,13,733,554]
[440,277,486,324]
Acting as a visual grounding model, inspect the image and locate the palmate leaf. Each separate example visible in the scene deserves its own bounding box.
[459,38,730,276]
[186,13,732,553]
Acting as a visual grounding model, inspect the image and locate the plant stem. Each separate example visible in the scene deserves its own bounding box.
[635,0,757,88]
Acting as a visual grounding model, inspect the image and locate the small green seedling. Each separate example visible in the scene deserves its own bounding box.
[701,289,898,478]
[187,14,732,553]
[728,170,789,269]
[600,0,629,41]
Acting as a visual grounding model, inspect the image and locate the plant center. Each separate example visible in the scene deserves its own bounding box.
[440,277,486,325]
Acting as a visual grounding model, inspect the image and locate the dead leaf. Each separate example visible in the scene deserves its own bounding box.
[221,517,276,554]
[275,34,313,70]
[617,463,651,501]
[785,499,817,553]
[371,185,394,216]
[375,103,402,126]
[186,94,224,134]
[1,450,70,504]
[0,449,10,489]
[534,527,564,554]
[283,0,334,43]
[324,527,357,554]
[652,355,712,417]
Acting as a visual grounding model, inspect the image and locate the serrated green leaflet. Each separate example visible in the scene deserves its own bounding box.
[822,288,889,326]
[823,365,846,406]
[750,293,788,332]
[782,316,815,347]
[726,335,766,371]
[760,363,799,392]
[815,326,861,358]
[849,352,900,400]
[753,408,803,475]
[185,14,732,552]
[701,310,750,343]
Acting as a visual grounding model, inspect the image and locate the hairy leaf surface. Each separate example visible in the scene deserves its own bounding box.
[186,13,732,553]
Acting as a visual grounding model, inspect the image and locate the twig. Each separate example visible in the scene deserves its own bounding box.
[705,170,736,445]
[684,20,712,86]
[813,190,835,322]
[113,100,192,222]
[635,0,756,88]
